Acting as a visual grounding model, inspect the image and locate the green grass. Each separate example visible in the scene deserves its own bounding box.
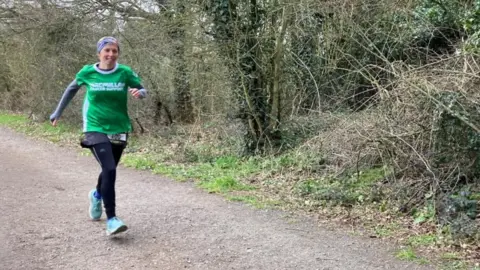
[0,112,81,144]
[227,195,283,209]
[396,247,430,265]
[122,154,161,170]
[0,113,26,125]
[228,195,259,204]
[295,166,392,206]
[374,223,400,237]
[396,247,417,260]
[199,175,254,193]
[392,233,439,267]
[407,234,437,247]
[441,252,461,261]
[122,151,258,194]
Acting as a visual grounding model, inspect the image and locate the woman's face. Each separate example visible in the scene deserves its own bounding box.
[98,43,119,66]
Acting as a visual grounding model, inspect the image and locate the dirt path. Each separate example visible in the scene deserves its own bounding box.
[0,127,433,270]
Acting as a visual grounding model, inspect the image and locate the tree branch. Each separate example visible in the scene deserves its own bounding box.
[95,0,161,20]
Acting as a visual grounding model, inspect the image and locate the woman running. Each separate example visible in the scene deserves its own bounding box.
[49,36,147,235]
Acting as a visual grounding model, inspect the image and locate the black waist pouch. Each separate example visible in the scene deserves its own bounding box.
[80,132,128,148]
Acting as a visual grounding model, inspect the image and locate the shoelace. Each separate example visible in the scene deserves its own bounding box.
[93,199,102,211]
[108,217,121,227]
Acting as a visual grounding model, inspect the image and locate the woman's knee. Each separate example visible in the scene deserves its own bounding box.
[103,165,116,174]
[102,166,117,180]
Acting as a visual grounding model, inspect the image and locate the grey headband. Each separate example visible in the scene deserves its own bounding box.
[97,37,120,53]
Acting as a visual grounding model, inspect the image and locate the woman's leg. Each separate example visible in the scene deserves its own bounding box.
[94,143,125,199]
[112,143,126,166]
[91,142,118,219]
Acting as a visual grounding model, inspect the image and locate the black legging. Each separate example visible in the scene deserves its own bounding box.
[91,142,125,219]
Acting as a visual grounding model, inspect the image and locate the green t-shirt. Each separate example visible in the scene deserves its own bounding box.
[76,63,141,134]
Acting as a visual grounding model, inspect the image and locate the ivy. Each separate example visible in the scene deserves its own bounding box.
[414,0,480,53]
[206,0,234,42]
[432,91,480,179]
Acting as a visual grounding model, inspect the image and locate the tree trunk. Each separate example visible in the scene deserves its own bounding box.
[240,0,267,151]
[171,3,194,123]
[173,29,193,123]
[269,5,288,139]
[207,0,288,153]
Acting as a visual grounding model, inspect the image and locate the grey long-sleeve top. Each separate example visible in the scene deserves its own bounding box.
[50,80,146,121]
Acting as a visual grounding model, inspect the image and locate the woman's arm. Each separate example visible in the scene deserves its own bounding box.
[129,85,147,99]
[50,80,82,122]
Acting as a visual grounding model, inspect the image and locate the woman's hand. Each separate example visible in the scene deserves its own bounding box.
[129,88,141,99]
[50,115,58,127]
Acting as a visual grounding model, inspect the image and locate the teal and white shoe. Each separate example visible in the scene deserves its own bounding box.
[106,217,128,236]
[88,189,102,220]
